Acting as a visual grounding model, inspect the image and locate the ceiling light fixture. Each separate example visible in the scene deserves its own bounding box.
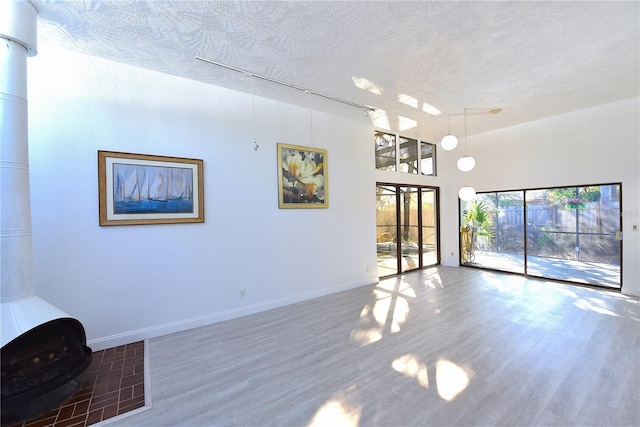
[457,156,476,172]
[458,186,477,201]
[440,114,458,151]
[443,108,501,152]
[457,109,475,172]
[454,107,501,201]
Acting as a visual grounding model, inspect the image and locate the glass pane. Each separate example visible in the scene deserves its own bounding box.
[376,185,397,276]
[461,192,525,273]
[400,187,420,272]
[422,189,437,266]
[526,185,620,288]
[398,137,418,174]
[375,132,396,171]
[420,142,436,176]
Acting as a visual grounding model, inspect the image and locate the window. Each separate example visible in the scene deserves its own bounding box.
[375,131,436,176]
[398,136,418,173]
[460,191,524,274]
[420,141,436,176]
[375,132,396,172]
[459,183,621,289]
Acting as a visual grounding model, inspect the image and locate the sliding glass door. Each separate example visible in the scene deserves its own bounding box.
[525,185,621,287]
[460,191,525,274]
[377,184,439,277]
[459,183,621,289]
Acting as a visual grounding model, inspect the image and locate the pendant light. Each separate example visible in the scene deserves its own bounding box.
[440,114,458,151]
[457,109,475,172]
[457,156,476,172]
[451,107,501,201]
[458,109,476,200]
[458,186,477,201]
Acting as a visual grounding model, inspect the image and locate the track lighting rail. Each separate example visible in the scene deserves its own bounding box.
[195,56,376,113]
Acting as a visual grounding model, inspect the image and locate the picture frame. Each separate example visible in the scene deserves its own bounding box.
[277,143,328,209]
[98,150,204,225]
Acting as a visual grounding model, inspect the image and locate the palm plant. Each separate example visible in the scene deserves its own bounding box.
[461,201,495,262]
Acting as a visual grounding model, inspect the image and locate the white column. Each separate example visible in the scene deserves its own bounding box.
[0,1,38,302]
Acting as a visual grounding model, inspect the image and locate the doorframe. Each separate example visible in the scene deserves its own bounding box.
[376,182,441,277]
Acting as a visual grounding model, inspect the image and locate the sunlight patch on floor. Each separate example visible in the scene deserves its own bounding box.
[372,289,410,333]
[424,277,443,289]
[436,358,470,402]
[308,387,361,427]
[392,353,429,388]
[351,280,415,346]
[350,327,383,346]
[372,292,392,326]
[376,279,415,296]
[574,297,620,317]
[353,304,382,345]
[556,287,579,298]
[481,271,526,292]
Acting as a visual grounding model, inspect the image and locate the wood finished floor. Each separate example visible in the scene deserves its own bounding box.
[109,266,640,426]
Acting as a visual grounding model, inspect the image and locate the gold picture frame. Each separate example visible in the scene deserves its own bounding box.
[98,150,204,225]
[277,143,328,209]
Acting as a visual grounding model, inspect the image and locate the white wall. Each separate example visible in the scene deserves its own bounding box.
[439,98,640,296]
[27,45,378,350]
[24,42,639,353]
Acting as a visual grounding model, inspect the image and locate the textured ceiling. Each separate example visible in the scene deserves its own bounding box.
[31,0,639,142]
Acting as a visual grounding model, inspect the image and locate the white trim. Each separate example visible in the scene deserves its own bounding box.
[87,278,377,351]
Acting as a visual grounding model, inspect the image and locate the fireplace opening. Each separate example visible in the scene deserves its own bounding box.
[1,318,92,426]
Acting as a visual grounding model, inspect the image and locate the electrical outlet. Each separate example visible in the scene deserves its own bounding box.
[240,289,246,298]
[633,224,639,232]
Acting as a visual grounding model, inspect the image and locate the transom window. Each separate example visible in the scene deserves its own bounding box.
[375,131,436,176]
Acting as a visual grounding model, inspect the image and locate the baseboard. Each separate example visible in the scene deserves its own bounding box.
[87,278,376,351]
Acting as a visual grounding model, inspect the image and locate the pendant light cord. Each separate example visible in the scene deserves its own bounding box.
[308,91,314,147]
[250,75,257,144]
[464,108,468,156]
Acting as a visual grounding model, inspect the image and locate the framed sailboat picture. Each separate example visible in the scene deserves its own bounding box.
[98,151,204,225]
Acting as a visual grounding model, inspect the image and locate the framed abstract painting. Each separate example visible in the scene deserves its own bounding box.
[277,143,328,209]
[98,151,204,225]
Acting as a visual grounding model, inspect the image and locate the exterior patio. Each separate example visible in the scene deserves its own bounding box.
[466,251,620,289]
[376,247,620,290]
